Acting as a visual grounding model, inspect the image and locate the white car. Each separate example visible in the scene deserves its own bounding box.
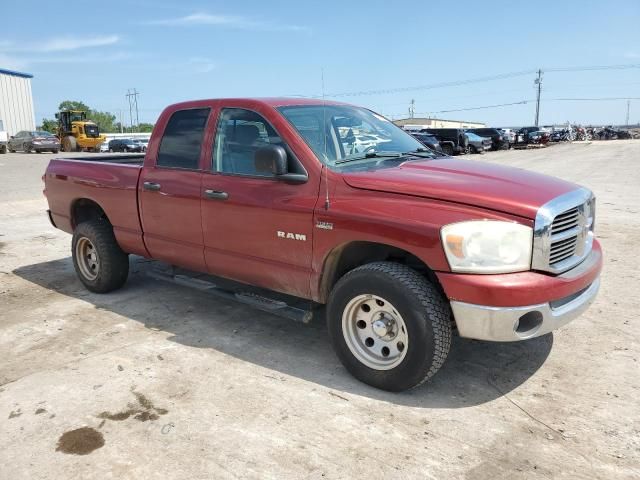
[500,128,516,144]
[134,139,149,152]
[99,139,112,152]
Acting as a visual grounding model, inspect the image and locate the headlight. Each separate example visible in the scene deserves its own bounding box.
[441,220,532,273]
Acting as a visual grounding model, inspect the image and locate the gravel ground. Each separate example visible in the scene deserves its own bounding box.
[0,142,638,479]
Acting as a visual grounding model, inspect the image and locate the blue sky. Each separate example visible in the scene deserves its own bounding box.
[1,0,639,127]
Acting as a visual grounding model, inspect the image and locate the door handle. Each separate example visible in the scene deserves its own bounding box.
[143,182,161,191]
[204,189,229,200]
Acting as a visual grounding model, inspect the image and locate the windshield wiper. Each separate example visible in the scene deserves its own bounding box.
[335,151,403,165]
[402,148,438,158]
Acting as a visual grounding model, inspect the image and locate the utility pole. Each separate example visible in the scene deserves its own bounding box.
[409,99,415,119]
[534,69,543,127]
[625,99,630,126]
[125,89,140,132]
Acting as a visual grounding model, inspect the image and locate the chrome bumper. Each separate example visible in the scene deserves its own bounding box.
[450,277,600,342]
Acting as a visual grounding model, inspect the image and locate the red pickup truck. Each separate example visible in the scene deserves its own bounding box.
[44,98,602,391]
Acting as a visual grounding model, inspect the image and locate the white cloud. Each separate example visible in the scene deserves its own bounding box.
[40,35,120,52]
[0,35,120,53]
[143,12,309,32]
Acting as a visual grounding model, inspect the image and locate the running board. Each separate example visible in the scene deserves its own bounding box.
[146,270,315,324]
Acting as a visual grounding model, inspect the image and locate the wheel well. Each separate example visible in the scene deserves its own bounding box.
[71,199,110,228]
[319,241,443,303]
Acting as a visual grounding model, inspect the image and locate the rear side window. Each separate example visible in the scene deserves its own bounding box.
[157,108,210,169]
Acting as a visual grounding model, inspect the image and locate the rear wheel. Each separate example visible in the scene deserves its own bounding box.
[72,220,129,293]
[327,261,452,392]
[441,144,454,156]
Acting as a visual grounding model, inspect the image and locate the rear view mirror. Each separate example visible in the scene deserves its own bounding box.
[255,144,287,175]
[254,144,308,184]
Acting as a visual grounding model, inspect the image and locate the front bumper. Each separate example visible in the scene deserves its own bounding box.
[439,240,602,342]
[451,277,600,341]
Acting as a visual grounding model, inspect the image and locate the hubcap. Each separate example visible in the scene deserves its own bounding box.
[342,294,409,370]
[75,237,100,280]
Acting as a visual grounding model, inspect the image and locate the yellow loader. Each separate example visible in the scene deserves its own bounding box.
[56,110,106,152]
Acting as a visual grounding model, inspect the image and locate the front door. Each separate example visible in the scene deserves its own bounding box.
[138,107,211,272]
[200,107,317,299]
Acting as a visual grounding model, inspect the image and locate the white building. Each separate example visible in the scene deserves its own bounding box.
[0,68,36,136]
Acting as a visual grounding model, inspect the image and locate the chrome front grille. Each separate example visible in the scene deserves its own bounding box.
[532,188,595,274]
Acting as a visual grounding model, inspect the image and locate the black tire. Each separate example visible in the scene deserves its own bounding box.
[327,261,452,392]
[23,143,31,153]
[0,145,6,154]
[441,144,454,156]
[52,149,59,154]
[72,220,129,293]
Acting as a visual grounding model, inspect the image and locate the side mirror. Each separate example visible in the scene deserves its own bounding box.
[10,136,14,139]
[254,145,308,184]
[255,144,287,175]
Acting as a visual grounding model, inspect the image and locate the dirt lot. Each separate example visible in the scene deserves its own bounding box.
[0,142,638,479]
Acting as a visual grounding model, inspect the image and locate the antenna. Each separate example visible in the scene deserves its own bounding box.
[322,69,330,210]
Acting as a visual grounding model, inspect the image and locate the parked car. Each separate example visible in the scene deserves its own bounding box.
[7,130,61,153]
[43,97,602,392]
[467,128,509,150]
[464,132,492,153]
[134,138,149,152]
[420,128,468,155]
[108,138,143,153]
[500,128,516,145]
[98,140,112,153]
[408,132,444,153]
[0,120,7,154]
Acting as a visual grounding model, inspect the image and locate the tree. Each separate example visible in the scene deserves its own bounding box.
[58,100,91,112]
[137,123,155,133]
[39,118,58,134]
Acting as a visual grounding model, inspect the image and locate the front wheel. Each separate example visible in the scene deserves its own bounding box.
[72,220,129,293]
[327,262,452,391]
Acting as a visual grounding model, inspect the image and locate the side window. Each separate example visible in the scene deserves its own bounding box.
[157,108,210,169]
[213,108,285,176]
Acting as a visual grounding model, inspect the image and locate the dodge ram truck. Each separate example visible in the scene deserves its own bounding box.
[43,98,602,391]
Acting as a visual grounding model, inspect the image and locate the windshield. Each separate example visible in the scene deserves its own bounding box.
[278,105,428,167]
[34,131,55,137]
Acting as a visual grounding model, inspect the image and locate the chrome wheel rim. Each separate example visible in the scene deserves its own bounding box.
[76,237,99,280]
[342,294,409,370]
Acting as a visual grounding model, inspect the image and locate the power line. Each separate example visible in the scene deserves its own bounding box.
[384,97,640,118]
[310,63,640,99]
[125,88,140,132]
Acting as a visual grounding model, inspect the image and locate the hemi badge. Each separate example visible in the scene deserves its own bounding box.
[316,221,334,230]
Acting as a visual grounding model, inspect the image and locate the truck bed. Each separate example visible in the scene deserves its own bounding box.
[59,154,145,165]
[44,156,146,256]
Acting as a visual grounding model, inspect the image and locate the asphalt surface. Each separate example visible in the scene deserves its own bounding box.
[0,143,638,479]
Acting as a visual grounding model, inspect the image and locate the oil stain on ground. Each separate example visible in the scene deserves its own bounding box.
[97,390,168,423]
[56,427,105,455]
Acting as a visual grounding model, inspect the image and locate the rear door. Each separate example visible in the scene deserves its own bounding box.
[138,107,211,271]
[200,107,316,298]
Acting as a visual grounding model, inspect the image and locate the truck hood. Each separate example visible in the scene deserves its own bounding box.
[342,157,579,219]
